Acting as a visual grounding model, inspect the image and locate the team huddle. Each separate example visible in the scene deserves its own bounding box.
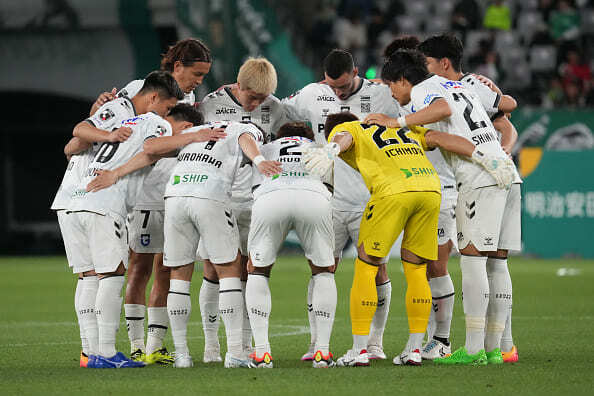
[51,33,521,369]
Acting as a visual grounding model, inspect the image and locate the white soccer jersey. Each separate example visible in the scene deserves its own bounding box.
[410,75,521,192]
[118,79,196,105]
[459,74,501,118]
[164,121,264,203]
[401,102,457,199]
[282,78,401,211]
[69,112,173,219]
[252,136,332,200]
[199,84,287,208]
[51,97,137,211]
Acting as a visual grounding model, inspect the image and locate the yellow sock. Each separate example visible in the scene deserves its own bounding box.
[350,258,379,335]
[403,261,432,334]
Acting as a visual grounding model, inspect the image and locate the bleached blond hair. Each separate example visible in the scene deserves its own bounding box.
[237,57,278,95]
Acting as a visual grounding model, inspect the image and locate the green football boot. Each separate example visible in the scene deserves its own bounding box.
[486,348,504,365]
[434,347,488,366]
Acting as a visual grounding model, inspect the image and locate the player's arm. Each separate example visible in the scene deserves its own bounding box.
[364,98,452,128]
[329,131,354,153]
[238,133,282,177]
[472,74,517,113]
[143,128,227,156]
[64,137,91,156]
[302,129,353,177]
[493,115,517,155]
[89,88,117,116]
[86,150,160,192]
[73,121,132,144]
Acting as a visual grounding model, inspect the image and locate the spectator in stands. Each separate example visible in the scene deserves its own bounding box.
[309,0,339,71]
[334,7,368,66]
[451,0,482,41]
[483,0,511,31]
[538,0,556,23]
[560,49,592,105]
[549,0,580,41]
[366,6,387,66]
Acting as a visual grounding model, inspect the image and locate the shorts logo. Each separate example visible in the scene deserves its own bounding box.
[140,234,150,246]
[465,201,476,219]
[457,232,464,241]
[484,237,493,246]
[372,241,381,251]
[366,204,375,220]
[438,228,445,237]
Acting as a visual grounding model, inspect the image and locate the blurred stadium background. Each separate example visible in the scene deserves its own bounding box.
[0,0,593,259]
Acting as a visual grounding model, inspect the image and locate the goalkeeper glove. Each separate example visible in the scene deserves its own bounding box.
[471,149,515,189]
[302,142,340,177]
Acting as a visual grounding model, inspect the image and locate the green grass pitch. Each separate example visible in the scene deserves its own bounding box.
[1,255,593,395]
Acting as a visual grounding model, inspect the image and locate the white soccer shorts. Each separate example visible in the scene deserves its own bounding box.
[67,211,129,274]
[248,189,335,268]
[456,183,522,252]
[128,209,165,254]
[230,203,252,256]
[163,197,240,267]
[332,209,363,259]
[437,196,458,248]
[57,210,88,271]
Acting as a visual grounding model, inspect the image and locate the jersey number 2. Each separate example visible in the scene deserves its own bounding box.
[452,92,487,131]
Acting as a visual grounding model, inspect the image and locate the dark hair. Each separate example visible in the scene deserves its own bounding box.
[324,112,359,140]
[138,71,184,100]
[275,122,314,140]
[382,49,429,86]
[418,33,463,72]
[168,103,204,125]
[383,35,420,59]
[323,49,354,79]
[160,38,212,72]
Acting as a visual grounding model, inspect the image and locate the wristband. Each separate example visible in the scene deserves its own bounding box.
[397,115,407,128]
[253,155,265,166]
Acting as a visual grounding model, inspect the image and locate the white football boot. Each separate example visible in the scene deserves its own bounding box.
[336,349,370,367]
[393,348,422,366]
[224,352,250,368]
[421,338,452,360]
[203,344,222,363]
[301,344,315,361]
[173,353,193,368]
[367,344,387,360]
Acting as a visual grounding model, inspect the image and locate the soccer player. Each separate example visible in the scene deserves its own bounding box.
[246,122,336,369]
[142,120,281,368]
[113,38,212,364]
[196,57,286,363]
[304,108,514,366]
[66,71,188,368]
[282,49,400,360]
[53,101,133,367]
[365,50,521,365]
[417,33,519,362]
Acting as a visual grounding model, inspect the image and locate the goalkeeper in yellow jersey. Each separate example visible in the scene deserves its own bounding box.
[303,110,514,366]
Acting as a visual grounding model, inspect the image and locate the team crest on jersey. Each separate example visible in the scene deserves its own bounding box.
[155,125,167,136]
[140,234,150,246]
[99,108,115,121]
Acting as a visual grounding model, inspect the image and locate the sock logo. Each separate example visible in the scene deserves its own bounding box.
[361,300,377,307]
[220,308,235,314]
[307,303,313,312]
[169,309,188,315]
[377,298,385,307]
[432,303,438,312]
[208,314,218,323]
[314,310,331,319]
[412,298,431,304]
[250,308,268,318]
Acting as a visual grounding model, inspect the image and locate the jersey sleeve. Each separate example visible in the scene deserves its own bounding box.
[328,122,359,171]
[86,100,127,131]
[117,79,143,99]
[407,125,432,151]
[196,94,218,122]
[462,75,500,116]
[410,80,444,110]
[281,87,310,122]
[375,86,401,118]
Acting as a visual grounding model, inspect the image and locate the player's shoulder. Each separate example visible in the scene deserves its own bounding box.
[118,79,144,99]
[359,79,389,95]
[284,82,326,101]
[228,121,265,141]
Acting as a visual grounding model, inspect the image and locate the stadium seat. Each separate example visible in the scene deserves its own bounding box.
[500,46,527,70]
[433,0,455,16]
[424,15,451,34]
[529,45,557,72]
[517,11,545,43]
[405,1,430,17]
[504,61,532,89]
[581,9,594,34]
[395,15,421,33]
[494,30,518,53]
[518,0,538,10]
[464,30,492,58]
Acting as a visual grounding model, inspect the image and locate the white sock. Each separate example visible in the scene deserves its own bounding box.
[246,274,271,356]
[429,274,455,341]
[124,304,145,352]
[460,255,489,354]
[79,276,99,355]
[199,278,220,350]
[167,279,191,356]
[368,280,391,348]
[406,333,425,352]
[75,277,90,355]
[485,257,512,352]
[146,307,169,355]
[501,308,514,352]
[353,334,368,352]
[219,277,243,357]
[312,273,337,355]
[241,280,252,351]
[96,275,125,358]
[306,276,316,350]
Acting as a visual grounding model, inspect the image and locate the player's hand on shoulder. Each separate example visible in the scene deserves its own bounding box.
[472,74,494,89]
[94,88,117,108]
[109,126,132,143]
[257,159,282,177]
[86,169,119,192]
[192,127,227,143]
[471,149,514,189]
[363,113,399,128]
